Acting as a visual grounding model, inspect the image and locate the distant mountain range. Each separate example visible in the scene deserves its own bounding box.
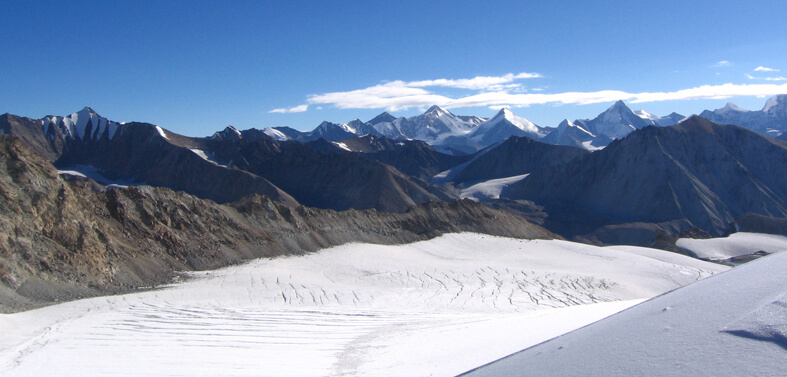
[254,95,787,153]
[1,95,785,248]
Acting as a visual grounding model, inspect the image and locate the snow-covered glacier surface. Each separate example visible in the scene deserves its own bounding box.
[461,247,787,377]
[0,233,727,377]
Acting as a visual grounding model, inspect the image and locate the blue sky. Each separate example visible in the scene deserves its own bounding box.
[2,0,785,136]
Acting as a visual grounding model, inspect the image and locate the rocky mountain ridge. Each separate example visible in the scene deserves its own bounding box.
[0,134,556,312]
[1,111,453,213]
[3,101,786,250]
[699,94,787,138]
[502,116,787,242]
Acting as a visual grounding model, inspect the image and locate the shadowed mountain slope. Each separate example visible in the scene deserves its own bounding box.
[503,116,787,237]
[2,109,455,212]
[0,134,557,312]
[453,136,590,184]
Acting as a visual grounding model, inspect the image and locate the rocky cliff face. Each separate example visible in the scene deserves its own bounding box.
[0,135,556,312]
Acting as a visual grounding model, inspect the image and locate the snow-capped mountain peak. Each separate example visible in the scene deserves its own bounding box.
[81,106,99,116]
[557,119,593,137]
[368,111,397,125]
[405,105,475,141]
[699,95,786,135]
[489,107,540,133]
[211,125,242,140]
[634,109,658,121]
[467,108,545,147]
[578,100,649,139]
[719,102,747,114]
[762,94,787,115]
[611,100,628,110]
[425,105,450,116]
[601,100,636,121]
[262,127,290,141]
[41,107,120,141]
[496,107,516,121]
[342,119,367,134]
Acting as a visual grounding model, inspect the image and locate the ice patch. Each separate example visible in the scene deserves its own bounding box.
[460,174,529,202]
[156,126,169,140]
[190,149,230,167]
[332,142,352,151]
[56,165,141,187]
[677,233,787,260]
[56,170,87,179]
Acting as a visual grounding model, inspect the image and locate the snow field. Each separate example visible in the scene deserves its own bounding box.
[676,232,787,260]
[0,233,727,377]
[462,246,787,377]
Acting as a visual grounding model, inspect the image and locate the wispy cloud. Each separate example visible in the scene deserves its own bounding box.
[746,73,787,82]
[269,104,309,113]
[307,81,452,111]
[275,71,787,114]
[407,72,542,91]
[306,73,541,111]
[754,66,779,72]
[712,60,731,68]
[629,83,787,102]
[306,80,787,111]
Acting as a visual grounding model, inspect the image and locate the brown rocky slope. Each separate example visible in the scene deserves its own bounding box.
[0,135,556,313]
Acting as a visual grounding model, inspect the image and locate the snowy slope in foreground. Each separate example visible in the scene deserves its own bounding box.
[0,234,726,377]
[676,232,787,260]
[461,249,787,377]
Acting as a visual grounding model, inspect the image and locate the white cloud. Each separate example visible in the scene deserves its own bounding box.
[754,66,779,72]
[629,83,787,103]
[271,73,543,112]
[269,104,309,113]
[276,71,787,115]
[305,80,787,111]
[406,72,541,91]
[307,81,453,111]
[712,60,731,67]
[746,73,787,82]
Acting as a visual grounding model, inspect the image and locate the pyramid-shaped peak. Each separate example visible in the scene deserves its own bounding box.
[558,119,575,128]
[211,125,242,140]
[610,100,631,111]
[425,105,450,115]
[77,106,101,117]
[720,102,746,112]
[495,107,514,117]
[368,111,397,124]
